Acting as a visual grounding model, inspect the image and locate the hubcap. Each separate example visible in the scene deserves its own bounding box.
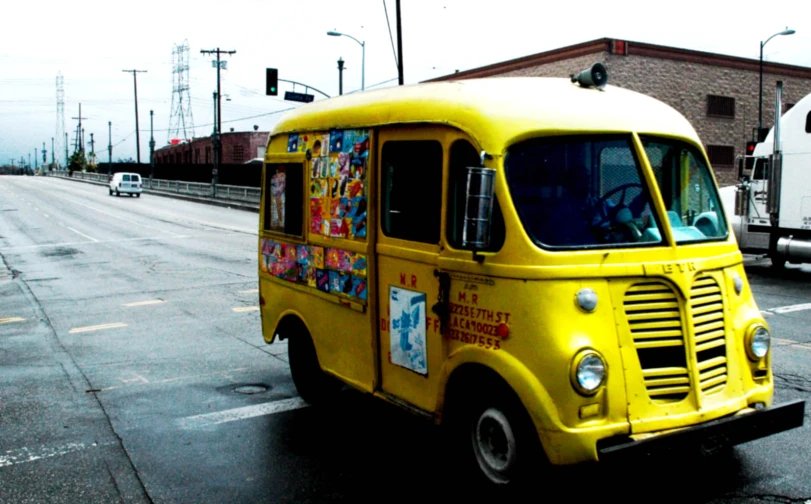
[472,407,517,484]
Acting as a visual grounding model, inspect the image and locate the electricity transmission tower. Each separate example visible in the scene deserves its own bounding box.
[168,40,195,143]
[56,73,65,169]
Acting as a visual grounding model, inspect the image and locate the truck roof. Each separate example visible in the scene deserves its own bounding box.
[270,77,701,154]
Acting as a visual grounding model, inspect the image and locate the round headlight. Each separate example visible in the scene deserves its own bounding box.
[748,326,770,360]
[571,350,606,396]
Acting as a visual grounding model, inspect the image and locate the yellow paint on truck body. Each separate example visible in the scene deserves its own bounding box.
[258,78,772,464]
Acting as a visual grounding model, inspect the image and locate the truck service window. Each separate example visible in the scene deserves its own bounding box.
[264,163,303,236]
[381,140,442,243]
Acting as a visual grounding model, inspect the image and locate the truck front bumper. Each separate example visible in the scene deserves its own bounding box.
[597,400,805,462]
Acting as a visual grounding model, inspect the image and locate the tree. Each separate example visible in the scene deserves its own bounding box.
[68,150,86,176]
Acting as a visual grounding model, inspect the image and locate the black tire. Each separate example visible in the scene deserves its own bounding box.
[108,188,113,196]
[136,193,141,198]
[287,327,341,405]
[446,376,544,491]
[115,190,120,197]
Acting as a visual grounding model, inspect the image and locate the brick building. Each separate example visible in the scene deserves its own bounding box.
[154,131,268,165]
[427,38,811,186]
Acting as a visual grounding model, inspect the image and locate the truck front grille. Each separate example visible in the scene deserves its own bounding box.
[623,274,728,402]
[691,276,727,395]
[623,282,690,402]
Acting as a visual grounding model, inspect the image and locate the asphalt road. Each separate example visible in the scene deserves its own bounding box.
[0,176,809,504]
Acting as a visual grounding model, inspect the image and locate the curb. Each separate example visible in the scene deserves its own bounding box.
[49,174,259,213]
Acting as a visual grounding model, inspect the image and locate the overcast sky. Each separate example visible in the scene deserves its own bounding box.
[1,0,810,167]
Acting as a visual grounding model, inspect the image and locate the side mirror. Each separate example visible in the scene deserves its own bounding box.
[461,166,496,256]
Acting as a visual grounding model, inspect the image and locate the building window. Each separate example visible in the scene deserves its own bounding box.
[381,140,442,244]
[233,144,245,163]
[205,146,211,164]
[706,145,735,167]
[264,163,303,236]
[706,95,735,119]
[195,149,200,163]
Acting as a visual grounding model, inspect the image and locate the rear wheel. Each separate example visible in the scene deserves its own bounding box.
[108,188,113,196]
[287,325,341,405]
[136,193,141,198]
[115,190,120,196]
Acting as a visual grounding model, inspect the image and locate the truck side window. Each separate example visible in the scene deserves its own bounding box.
[264,163,303,236]
[381,140,442,243]
[447,140,505,251]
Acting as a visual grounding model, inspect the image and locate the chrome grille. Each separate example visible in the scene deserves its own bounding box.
[623,282,689,402]
[691,276,727,395]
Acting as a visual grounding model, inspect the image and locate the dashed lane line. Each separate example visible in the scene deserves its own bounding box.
[122,299,166,307]
[69,323,128,334]
[770,302,811,315]
[238,289,259,294]
[178,397,309,429]
[67,226,99,242]
[232,306,260,313]
[0,317,25,324]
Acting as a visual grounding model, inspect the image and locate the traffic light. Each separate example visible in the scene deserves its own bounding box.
[746,141,757,155]
[266,68,278,96]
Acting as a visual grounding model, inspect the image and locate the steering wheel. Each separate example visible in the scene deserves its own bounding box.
[587,183,645,241]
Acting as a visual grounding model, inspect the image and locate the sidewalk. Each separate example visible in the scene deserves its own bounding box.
[50,173,259,213]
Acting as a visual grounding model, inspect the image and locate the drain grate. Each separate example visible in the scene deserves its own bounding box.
[234,384,269,395]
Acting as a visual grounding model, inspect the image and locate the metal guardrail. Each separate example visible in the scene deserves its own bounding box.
[50,170,261,204]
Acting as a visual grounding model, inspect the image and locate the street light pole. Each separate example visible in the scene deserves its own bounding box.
[327,31,365,91]
[758,27,795,139]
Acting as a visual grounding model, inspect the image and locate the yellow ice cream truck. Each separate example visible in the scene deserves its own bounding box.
[257,64,804,487]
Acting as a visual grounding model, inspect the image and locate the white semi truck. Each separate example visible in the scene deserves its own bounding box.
[721,82,811,267]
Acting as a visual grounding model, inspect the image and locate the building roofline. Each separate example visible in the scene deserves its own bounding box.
[426,37,811,82]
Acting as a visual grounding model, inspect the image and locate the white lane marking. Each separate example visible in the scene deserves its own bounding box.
[0,317,25,324]
[67,226,99,242]
[232,306,259,313]
[238,289,258,294]
[33,191,183,237]
[123,299,166,307]
[0,442,105,468]
[179,397,309,429]
[774,338,798,345]
[770,303,811,315]
[3,234,191,252]
[43,213,49,218]
[761,310,773,316]
[69,322,127,334]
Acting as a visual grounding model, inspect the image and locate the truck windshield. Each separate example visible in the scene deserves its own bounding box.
[505,135,662,249]
[640,137,728,243]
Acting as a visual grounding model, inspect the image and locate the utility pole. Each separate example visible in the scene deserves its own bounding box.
[122,69,147,163]
[200,48,235,155]
[338,58,345,95]
[108,121,112,180]
[396,0,404,85]
[51,137,55,169]
[64,132,68,169]
[42,142,47,167]
[211,91,219,196]
[89,133,95,168]
[28,153,31,171]
[149,110,155,182]
[71,103,87,152]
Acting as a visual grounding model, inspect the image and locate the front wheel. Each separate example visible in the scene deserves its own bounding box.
[448,379,544,490]
[287,329,341,405]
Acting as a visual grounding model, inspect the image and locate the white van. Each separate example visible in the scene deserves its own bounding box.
[109,172,142,197]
